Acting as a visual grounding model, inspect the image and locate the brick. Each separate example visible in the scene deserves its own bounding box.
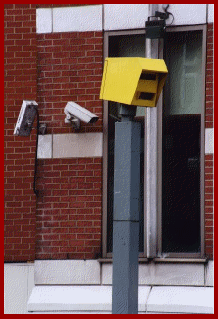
[205,194,213,200]
[205,161,214,167]
[4,4,37,262]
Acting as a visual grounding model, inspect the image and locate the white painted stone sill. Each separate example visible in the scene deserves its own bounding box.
[98,257,208,263]
[27,285,214,314]
[37,133,103,159]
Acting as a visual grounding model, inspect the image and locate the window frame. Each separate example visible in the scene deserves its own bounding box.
[102,24,207,260]
[157,24,207,259]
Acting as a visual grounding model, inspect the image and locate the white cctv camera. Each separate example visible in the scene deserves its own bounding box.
[14,100,38,136]
[64,101,99,130]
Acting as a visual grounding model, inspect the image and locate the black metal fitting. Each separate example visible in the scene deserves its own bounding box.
[145,18,166,39]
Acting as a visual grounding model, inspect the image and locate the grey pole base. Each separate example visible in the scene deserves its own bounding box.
[112,109,141,314]
[112,220,139,314]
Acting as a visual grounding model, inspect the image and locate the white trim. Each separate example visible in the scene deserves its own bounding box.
[102,263,205,287]
[34,260,100,285]
[53,132,103,158]
[104,4,206,31]
[205,128,214,154]
[158,4,207,26]
[37,135,52,159]
[205,261,214,287]
[36,4,208,34]
[53,5,103,32]
[147,286,214,314]
[36,6,103,34]
[28,286,112,312]
[4,262,214,314]
[27,285,214,313]
[33,260,213,287]
[4,263,35,314]
[37,133,103,159]
[104,4,149,31]
[36,8,52,34]
[208,4,214,23]
[27,286,151,312]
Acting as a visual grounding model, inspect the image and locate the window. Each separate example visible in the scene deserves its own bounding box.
[159,27,206,258]
[102,25,206,259]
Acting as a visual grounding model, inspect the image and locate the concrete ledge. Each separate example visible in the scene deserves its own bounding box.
[4,263,35,314]
[102,263,205,286]
[37,133,103,159]
[53,133,103,158]
[34,260,213,287]
[27,285,214,314]
[147,286,214,314]
[139,263,204,286]
[205,261,214,287]
[37,135,52,159]
[4,263,214,314]
[27,286,151,312]
[29,311,112,314]
[34,260,100,285]
[28,286,112,312]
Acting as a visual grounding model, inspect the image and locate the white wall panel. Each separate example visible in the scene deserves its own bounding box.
[36,4,208,34]
[36,8,52,34]
[53,133,103,158]
[104,4,207,30]
[208,4,214,23]
[4,264,35,314]
[104,4,149,31]
[37,135,52,159]
[147,286,214,314]
[34,260,101,285]
[162,4,207,26]
[205,128,214,154]
[102,263,205,286]
[27,286,151,312]
[205,261,214,287]
[53,5,102,32]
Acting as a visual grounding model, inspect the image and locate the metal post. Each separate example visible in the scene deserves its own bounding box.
[145,4,159,258]
[112,104,141,314]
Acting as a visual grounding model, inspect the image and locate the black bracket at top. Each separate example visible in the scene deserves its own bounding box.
[145,18,166,39]
[145,4,172,39]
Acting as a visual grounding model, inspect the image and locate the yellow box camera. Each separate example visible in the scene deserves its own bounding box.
[100,57,168,107]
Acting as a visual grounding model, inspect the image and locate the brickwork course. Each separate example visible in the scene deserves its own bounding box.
[4,4,37,262]
[4,4,214,261]
[204,23,214,260]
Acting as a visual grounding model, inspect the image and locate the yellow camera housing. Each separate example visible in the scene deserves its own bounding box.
[100,57,168,107]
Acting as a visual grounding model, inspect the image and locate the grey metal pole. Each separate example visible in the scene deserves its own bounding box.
[145,4,159,258]
[112,104,141,314]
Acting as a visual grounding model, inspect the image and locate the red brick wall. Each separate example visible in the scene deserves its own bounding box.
[35,30,103,259]
[205,23,214,260]
[205,23,213,129]
[4,4,37,262]
[35,158,102,260]
[37,31,103,134]
[205,154,213,259]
